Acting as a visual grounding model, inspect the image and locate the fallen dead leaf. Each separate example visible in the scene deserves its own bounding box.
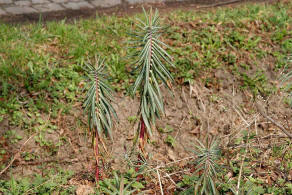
[167,149,176,161]
[190,126,200,134]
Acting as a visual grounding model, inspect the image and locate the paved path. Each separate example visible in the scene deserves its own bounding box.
[0,0,257,19]
[0,0,188,16]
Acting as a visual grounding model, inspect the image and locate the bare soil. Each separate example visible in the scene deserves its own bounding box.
[0,0,290,193]
[2,77,291,191]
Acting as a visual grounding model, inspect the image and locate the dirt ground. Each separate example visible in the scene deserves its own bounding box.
[2,73,291,186]
[0,0,291,193]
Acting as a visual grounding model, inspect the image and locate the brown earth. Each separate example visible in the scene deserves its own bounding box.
[0,0,291,193]
[2,78,291,192]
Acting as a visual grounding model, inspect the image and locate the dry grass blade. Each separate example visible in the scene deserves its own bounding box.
[156,169,164,195]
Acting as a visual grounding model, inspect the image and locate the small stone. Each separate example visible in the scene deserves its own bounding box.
[15,1,32,6]
[33,3,64,12]
[32,0,50,4]
[0,0,12,4]
[127,0,159,4]
[51,0,68,3]
[63,1,94,10]
[5,6,37,15]
[91,0,121,8]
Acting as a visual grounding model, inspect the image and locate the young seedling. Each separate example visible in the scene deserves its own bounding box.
[191,138,221,195]
[129,8,174,170]
[83,56,117,182]
[100,172,137,195]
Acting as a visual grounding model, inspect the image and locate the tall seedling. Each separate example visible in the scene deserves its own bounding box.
[130,8,174,168]
[83,56,117,182]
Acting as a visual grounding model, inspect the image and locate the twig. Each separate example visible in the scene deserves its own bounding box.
[156,169,164,195]
[143,156,194,174]
[236,128,250,195]
[232,106,250,126]
[160,169,184,190]
[182,86,193,115]
[232,141,289,149]
[256,102,292,139]
[261,133,287,139]
[99,135,109,155]
[174,116,186,140]
[15,158,81,166]
[233,103,251,195]
[162,169,191,177]
[160,170,176,186]
[0,133,37,176]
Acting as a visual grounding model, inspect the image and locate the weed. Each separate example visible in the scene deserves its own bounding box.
[99,172,137,195]
[129,7,175,169]
[158,125,174,133]
[191,138,221,194]
[165,135,175,147]
[177,138,221,194]
[82,56,117,182]
[0,169,74,194]
[240,71,272,97]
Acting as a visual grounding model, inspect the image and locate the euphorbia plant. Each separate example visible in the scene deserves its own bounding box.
[130,8,175,169]
[83,56,117,182]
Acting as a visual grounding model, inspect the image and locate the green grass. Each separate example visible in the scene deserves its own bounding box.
[0,0,291,194]
[0,169,75,194]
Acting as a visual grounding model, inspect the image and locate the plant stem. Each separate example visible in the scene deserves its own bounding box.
[94,64,101,183]
[95,130,100,183]
[139,116,145,144]
[136,117,145,180]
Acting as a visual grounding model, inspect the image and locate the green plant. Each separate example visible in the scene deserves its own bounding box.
[165,135,175,147]
[99,172,137,195]
[158,125,174,133]
[228,181,256,195]
[82,56,117,182]
[240,71,271,97]
[129,7,174,168]
[0,170,74,194]
[191,138,221,195]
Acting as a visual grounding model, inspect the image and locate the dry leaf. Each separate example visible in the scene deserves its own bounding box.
[190,126,200,134]
[167,149,176,161]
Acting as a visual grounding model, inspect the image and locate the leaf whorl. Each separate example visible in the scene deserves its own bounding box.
[130,8,174,136]
[83,57,117,140]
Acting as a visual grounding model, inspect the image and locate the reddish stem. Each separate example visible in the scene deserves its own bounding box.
[136,117,145,180]
[140,117,145,140]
